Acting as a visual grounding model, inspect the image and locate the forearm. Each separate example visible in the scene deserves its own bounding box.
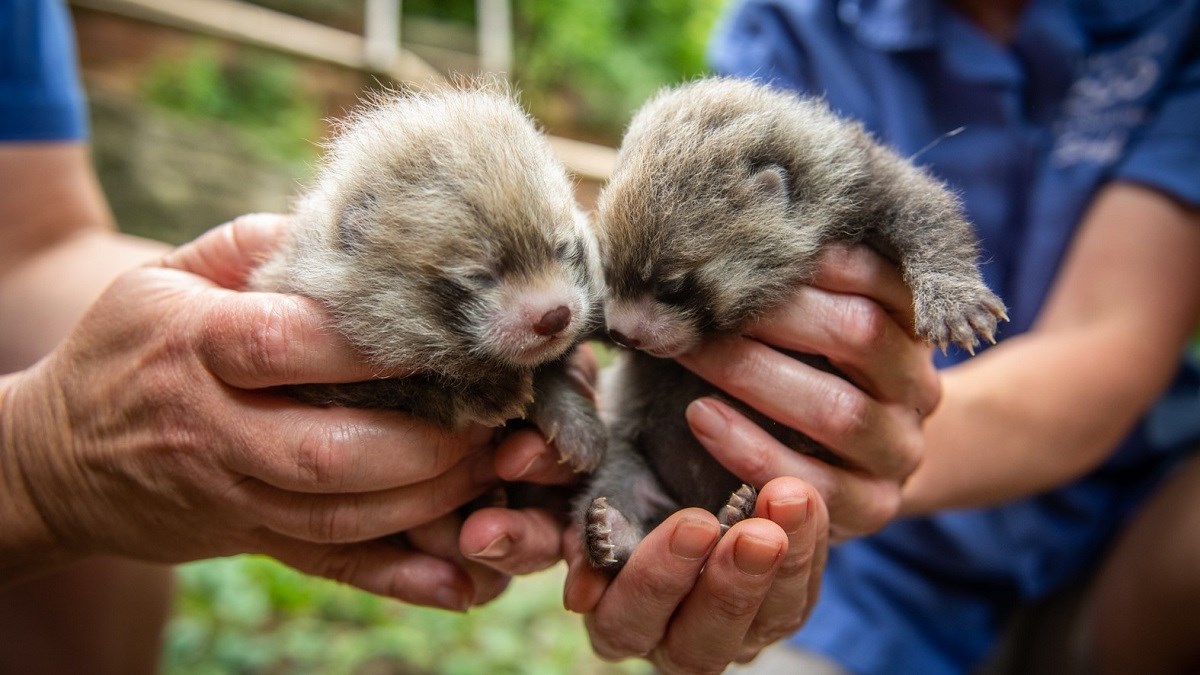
[901,324,1184,515]
[902,183,1200,516]
[0,142,169,373]
[0,231,169,372]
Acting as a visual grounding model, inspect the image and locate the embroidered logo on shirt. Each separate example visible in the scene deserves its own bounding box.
[1051,33,1166,167]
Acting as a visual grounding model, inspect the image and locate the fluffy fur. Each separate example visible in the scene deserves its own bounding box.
[252,84,607,470]
[582,77,1007,569]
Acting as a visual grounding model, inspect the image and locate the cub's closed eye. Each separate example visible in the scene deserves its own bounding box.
[465,270,498,288]
[654,276,689,302]
[555,240,572,260]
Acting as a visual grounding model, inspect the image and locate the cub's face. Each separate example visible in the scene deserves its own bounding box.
[331,184,601,370]
[596,162,808,358]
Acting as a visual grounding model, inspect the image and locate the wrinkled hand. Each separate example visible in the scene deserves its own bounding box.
[677,244,941,540]
[0,214,505,608]
[562,477,829,674]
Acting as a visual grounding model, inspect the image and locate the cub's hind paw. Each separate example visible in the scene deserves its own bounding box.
[585,497,641,571]
[915,284,1008,354]
[718,483,758,533]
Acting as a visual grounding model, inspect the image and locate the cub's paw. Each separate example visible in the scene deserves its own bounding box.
[585,497,641,571]
[534,405,607,474]
[914,281,1008,354]
[718,483,758,533]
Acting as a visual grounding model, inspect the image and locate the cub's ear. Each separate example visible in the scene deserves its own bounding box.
[338,192,377,253]
[749,164,789,200]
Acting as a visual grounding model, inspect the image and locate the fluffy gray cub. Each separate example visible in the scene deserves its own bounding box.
[251,85,607,472]
[581,77,1007,569]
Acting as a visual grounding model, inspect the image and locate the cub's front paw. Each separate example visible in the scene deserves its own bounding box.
[915,281,1008,354]
[532,402,607,473]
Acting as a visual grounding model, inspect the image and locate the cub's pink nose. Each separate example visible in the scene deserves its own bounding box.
[533,306,572,336]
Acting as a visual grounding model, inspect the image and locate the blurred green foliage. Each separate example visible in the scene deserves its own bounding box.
[514,0,725,139]
[246,0,728,142]
[141,42,321,169]
[434,0,727,140]
[164,556,649,674]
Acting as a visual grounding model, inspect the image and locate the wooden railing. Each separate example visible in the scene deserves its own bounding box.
[69,0,616,182]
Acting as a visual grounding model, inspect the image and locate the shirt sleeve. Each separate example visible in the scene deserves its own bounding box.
[1113,36,1200,208]
[0,0,88,141]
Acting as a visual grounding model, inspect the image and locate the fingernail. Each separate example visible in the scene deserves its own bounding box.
[467,534,512,561]
[734,534,783,576]
[510,448,552,481]
[435,586,471,612]
[670,517,720,560]
[687,398,728,441]
[766,496,811,535]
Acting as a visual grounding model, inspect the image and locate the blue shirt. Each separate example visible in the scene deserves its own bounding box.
[0,0,87,141]
[710,1,1200,673]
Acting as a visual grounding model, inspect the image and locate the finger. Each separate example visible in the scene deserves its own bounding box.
[160,214,289,290]
[563,523,611,614]
[584,509,721,660]
[678,338,923,480]
[686,397,902,535]
[748,286,941,414]
[196,292,404,389]
[231,451,497,544]
[811,243,915,330]
[460,506,564,575]
[744,478,830,655]
[407,513,511,605]
[652,518,785,675]
[566,342,600,400]
[494,428,580,485]
[257,531,475,610]
[223,395,492,493]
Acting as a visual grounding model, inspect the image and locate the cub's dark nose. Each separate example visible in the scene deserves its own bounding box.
[533,306,572,336]
[608,329,641,349]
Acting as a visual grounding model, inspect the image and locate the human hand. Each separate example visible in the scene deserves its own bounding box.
[0,214,502,609]
[676,243,941,541]
[561,477,828,673]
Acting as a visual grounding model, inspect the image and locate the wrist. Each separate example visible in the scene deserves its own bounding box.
[0,369,77,584]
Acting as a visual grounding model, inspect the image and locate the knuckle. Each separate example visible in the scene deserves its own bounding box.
[735,435,776,483]
[295,425,349,490]
[654,647,725,675]
[247,299,300,381]
[315,546,361,585]
[588,616,651,660]
[706,583,763,621]
[307,495,363,543]
[775,544,816,580]
[821,385,869,443]
[839,296,888,353]
[892,430,925,479]
[715,346,768,397]
[859,483,902,534]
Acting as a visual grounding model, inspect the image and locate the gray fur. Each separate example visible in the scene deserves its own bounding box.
[251,84,606,470]
[582,77,1007,569]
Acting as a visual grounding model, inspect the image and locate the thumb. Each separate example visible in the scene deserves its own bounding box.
[160,213,289,290]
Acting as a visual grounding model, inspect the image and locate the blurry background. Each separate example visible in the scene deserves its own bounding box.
[67,0,726,672]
